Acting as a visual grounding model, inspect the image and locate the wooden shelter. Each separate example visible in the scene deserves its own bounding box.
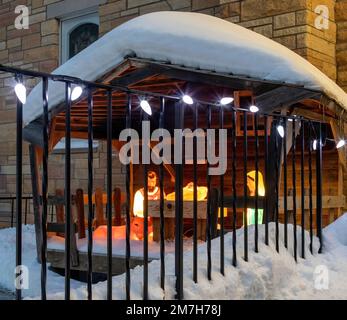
[21,12,347,274]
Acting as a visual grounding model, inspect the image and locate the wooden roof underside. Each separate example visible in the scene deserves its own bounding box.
[24,57,340,147]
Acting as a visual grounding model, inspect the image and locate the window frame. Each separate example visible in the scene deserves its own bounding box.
[60,11,99,64]
[58,11,100,152]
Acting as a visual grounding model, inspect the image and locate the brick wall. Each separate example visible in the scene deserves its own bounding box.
[0,0,342,201]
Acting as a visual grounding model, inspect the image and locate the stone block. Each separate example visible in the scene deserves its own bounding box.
[22,33,41,50]
[241,0,306,21]
[274,12,296,29]
[253,24,273,38]
[192,0,219,11]
[139,1,171,14]
[128,0,160,9]
[41,19,59,36]
[99,0,126,16]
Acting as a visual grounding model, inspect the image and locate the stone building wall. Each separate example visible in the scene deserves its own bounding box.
[0,0,342,207]
[336,0,347,91]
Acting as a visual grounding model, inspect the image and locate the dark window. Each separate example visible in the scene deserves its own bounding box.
[69,23,99,59]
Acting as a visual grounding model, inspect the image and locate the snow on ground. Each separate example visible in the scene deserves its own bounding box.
[47,225,197,259]
[0,215,347,299]
[24,11,347,126]
[0,225,83,298]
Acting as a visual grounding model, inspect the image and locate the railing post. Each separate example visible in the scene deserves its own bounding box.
[159,97,166,290]
[243,111,248,262]
[125,94,132,300]
[87,87,94,300]
[15,74,23,301]
[64,82,72,300]
[107,89,113,300]
[41,76,49,300]
[316,123,323,253]
[175,102,184,300]
[232,109,237,266]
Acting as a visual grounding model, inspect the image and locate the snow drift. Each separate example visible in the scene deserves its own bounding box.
[0,214,347,299]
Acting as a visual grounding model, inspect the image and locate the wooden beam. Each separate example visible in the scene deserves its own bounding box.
[110,67,160,87]
[256,87,320,112]
[278,195,345,211]
[292,107,332,123]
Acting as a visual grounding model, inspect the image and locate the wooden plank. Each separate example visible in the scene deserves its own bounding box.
[256,86,320,112]
[149,196,265,219]
[110,67,160,87]
[292,107,332,123]
[149,200,207,219]
[278,195,345,211]
[129,57,309,89]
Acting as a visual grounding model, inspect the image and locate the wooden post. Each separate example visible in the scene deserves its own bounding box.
[95,188,105,227]
[75,189,86,239]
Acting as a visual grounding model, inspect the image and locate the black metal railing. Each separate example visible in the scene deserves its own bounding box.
[0,196,33,228]
[0,64,324,301]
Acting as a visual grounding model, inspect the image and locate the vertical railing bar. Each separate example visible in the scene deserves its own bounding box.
[219,105,225,275]
[243,111,248,261]
[87,88,94,300]
[292,119,297,262]
[15,74,23,301]
[283,118,288,248]
[51,204,54,223]
[308,123,313,254]
[254,113,259,253]
[159,97,166,290]
[125,94,132,300]
[41,76,49,300]
[175,102,184,299]
[64,82,72,300]
[275,117,279,253]
[264,115,269,245]
[193,103,198,282]
[301,120,305,259]
[143,109,149,300]
[316,123,323,253]
[232,109,237,267]
[24,198,28,225]
[206,105,212,280]
[11,198,14,228]
[106,89,113,300]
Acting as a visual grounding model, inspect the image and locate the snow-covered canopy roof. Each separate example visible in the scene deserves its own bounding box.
[24,11,347,126]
